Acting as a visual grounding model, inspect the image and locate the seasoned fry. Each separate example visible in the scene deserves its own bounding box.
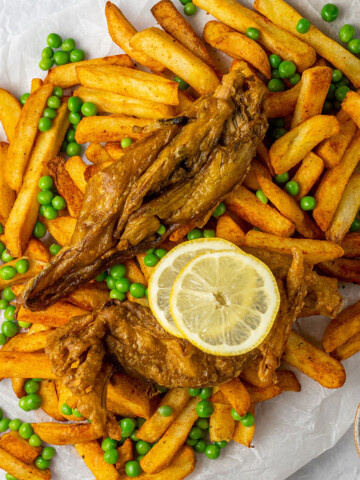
[30,78,43,92]
[130,28,220,95]
[264,81,301,119]
[107,373,152,419]
[314,132,360,232]
[74,87,176,119]
[232,405,255,447]
[5,84,53,192]
[137,388,190,443]
[340,233,360,258]
[25,238,51,263]
[65,155,87,194]
[209,403,235,442]
[45,54,134,88]
[215,214,246,246]
[56,381,82,421]
[319,258,360,285]
[0,431,41,464]
[283,331,346,389]
[0,87,21,143]
[0,258,45,290]
[0,446,50,480]
[226,185,296,237]
[269,115,340,174]
[219,377,251,417]
[11,378,26,399]
[105,142,125,161]
[257,142,274,175]
[86,143,112,164]
[0,142,15,223]
[315,110,357,168]
[240,357,272,387]
[322,300,360,353]
[244,164,260,191]
[291,66,332,129]
[245,383,282,403]
[254,0,360,87]
[105,2,165,73]
[193,0,316,72]
[17,302,87,327]
[66,284,110,311]
[342,91,360,128]
[244,230,343,264]
[5,101,69,257]
[41,216,77,246]
[0,352,55,379]
[75,441,121,480]
[331,332,360,361]
[169,221,197,242]
[276,370,301,392]
[38,380,65,421]
[1,330,51,352]
[290,152,324,201]
[32,423,101,445]
[204,21,270,79]
[140,397,198,474]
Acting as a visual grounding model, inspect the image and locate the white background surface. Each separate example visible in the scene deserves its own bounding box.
[0,0,360,479]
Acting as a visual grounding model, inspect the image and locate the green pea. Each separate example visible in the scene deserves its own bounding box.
[196,418,209,430]
[39,204,48,216]
[2,250,14,262]
[66,142,82,157]
[81,102,98,117]
[198,387,212,400]
[114,278,130,294]
[5,474,17,480]
[194,439,207,453]
[47,33,62,48]
[137,417,146,428]
[20,93,30,105]
[19,397,30,411]
[203,229,216,238]
[333,99,342,110]
[39,58,54,71]
[0,266,17,280]
[136,440,152,455]
[157,224,166,235]
[9,419,22,431]
[196,400,214,418]
[0,241,5,255]
[102,437,118,451]
[110,264,127,279]
[180,0,192,3]
[18,321,32,329]
[35,456,51,470]
[188,388,200,397]
[205,444,220,460]
[61,38,76,52]
[186,437,197,446]
[130,283,146,299]
[38,117,52,132]
[69,112,82,124]
[349,218,360,232]
[332,69,343,83]
[37,190,53,205]
[326,83,336,100]
[2,321,18,338]
[120,417,136,435]
[42,446,55,460]
[187,228,203,240]
[3,287,15,301]
[53,87,63,98]
[19,423,34,439]
[29,434,42,447]
[42,47,54,60]
[33,221,46,239]
[256,189,268,204]
[348,39,360,55]
[323,98,333,114]
[272,127,287,139]
[53,51,70,66]
[0,418,10,432]
[68,96,83,112]
[43,206,58,220]
[60,403,72,415]
[158,405,173,417]
[4,305,16,320]
[321,3,339,22]
[70,49,85,63]
[269,54,282,69]
[300,196,316,211]
[285,180,300,196]
[130,430,139,442]
[231,408,242,421]
[174,75,190,90]
[125,460,142,477]
[66,129,76,143]
[0,334,5,345]
[94,271,107,282]
[106,275,116,290]
[104,448,119,465]
[70,408,81,418]
[240,412,255,427]
[189,426,204,440]
[335,85,350,102]
[296,18,311,34]
[339,24,355,43]
[146,248,156,254]
[271,69,280,79]
[245,27,260,40]
[25,379,40,394]
[110,289,126,300]
[184,2,197,15]
[25,393,42,410]
[289,73,301,85]
[278,61,296,79]
[120,137,133,148]
[215,440,228,448]
[144,253,159,267]
[0,299,9,310]
[38,175,53,190]
[43,107,57,120]
[155,248,167,258]
[268,78,285,92]
[52,196,67,211]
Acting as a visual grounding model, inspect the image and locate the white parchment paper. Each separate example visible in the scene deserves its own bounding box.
[0,0,360,479]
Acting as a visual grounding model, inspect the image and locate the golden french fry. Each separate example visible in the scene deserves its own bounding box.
[284,331,346,389]
[232,405,255,447]
[314,132,360,232]
[66,284,110,311]
[0,431,41,465]
[315,110,357,168]
[105,142,125,161]
[0,352,55,379]
[240,357,273,387]
[340,233,360,258]
[0,446,50,480]
[243,164,260,191]
[30,78,43,92]
[42,216,77,246]
[32,423,100,445]
[219,377,251,416]
[86,143,113,164]
[5,84,53,192]
[276,370,301,392]
[244,230,343,264]
[45,54,134,88]
[116,438,133,471]
[342,91,360,128]
[10,284,25,297]
[56,381,83,422]
[269,115,340,174]
[322,300,360,353]
[257,142,274,176]
[11,379,26,399]
[75,441,121,480]
[0,258,45,290]
[130,27,220,95]
[107,373,152,419]
[28,324,52,335]
[291,66,332,129]
[0,88,21,143]
[225,185,295,237]
[137,388,190,443]
[331,332,360,361]
[254,0,360,87]
[291,152,324,201]
[319,258,360,285]
[76,65,179,106]
[193,0,316,72]
[124,259,147,285]
[169,221,197,242]
[17,302,87,327]
[25,238,51,263]
[48,156,84,218]
[246,383,282,403]
[204,21,270,79]
[209,403,235,442]
[1,330,51,352]
[64,156,87,194]
[5,101,69,257]
[105,2,165,73]
[38,380,65,422]
[84,161,113,182]
[215,214,246,247]
[264,81,301,119]
[140,397,198,474]
[0,143,15,224]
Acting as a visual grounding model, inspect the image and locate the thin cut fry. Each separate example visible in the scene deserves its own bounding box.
[32,423,101,445]
[17,302,87,327]
[0,87,21,143]
[0,446,50,480]
[209,403,235,442]
[322,300,360,353]
[319,258,360,285]
[0,352,55,379]
[215,214,246,246]
[86,143,112,164]
[65,156,87,194]
[42,216,77,246]
[75,441,121,480]
[291,152,324,201]
[331,332,360,361]
[0,431,41,464]
[264,81,301,119]
[0,143,15,223]
[219,377,251,416]
[232,405,255,447]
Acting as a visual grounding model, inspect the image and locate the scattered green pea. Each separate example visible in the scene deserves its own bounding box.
[53,51,70,66]
[187,228,203,240]
[25,379,40,394]
[47,33,62,48]
[0,299,9,310]
[38,175,53,190]
[125,460,142,477]
[296,18,311,34]
[81,102,97,117]
[33,221,46,239]
[158,405,173,417]
[285,180,300,196]
[246,27,260,40]
[2,250,14,263]
[339,24,355,43]
[60,403,73,416]
[38,117,52,132]
[289,73,301,85]
[70,49,85,63]
[102,437,118,451]
[3,287,16,301]
[155,248,167,258]
[348,39,360,55]
[189,426,204,440]
[110,289,126,300]
[120,418,136,435]
[39,58,54,71]
[66,142,82,157]
[121,137,133,148]
[300,196,316,211]
[256,189,268,204]
[29,434,42,447]
[184,2,197,15]
[136,440,152,455]
[68,96,83,112]
[38,190,54,205]
[269,54,282,69]
[205,444,220,460]
[4,305,16,320]
[0,419,10,432]
[196,418,209,430]
[18,321,32,329]
[43,206,58,220]
[20,93,30,105]
[215,440,228,448]
[42,447,55,460]
[194,439,207,453]
[61,38,76,52]
[0,334,6,346]
[52,87,63,98]
[240,412,255,427]
[278,61,296,79]
[335,85,350,102]
[198,387,212,400]
[174,75,190,90]
[268,78,285,92]
[9,419,22,431]
[19,423,34,439]
[203,229,216,238]
[196,400,214,418]
[35,456,51,470]
[43,107,57,119]
[52,196,66,211]
[0,266,17,281]
[157,224,166,235]
[68,112,81,124]
[349,218,360,232]
[321,3,338,22]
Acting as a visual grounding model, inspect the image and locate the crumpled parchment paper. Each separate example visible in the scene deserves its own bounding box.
[0,0,359,479]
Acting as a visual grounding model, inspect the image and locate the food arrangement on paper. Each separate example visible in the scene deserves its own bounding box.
[0,0,360,478]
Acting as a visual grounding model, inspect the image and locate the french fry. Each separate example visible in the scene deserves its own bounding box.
[315,109,357,168]
[105,2,165,73]
[0,258,45,290]
[86,143,112,164]
[215,214,246,246]
[219,377,251,416]
[240,357,273,387]
[245,383,282,403]
[232,405,255,447]
[28,323,52,334]
[56,381,82,422]
[107,373,152,419]
[38,380,65,422]
[130,27,220,95]
[116,438,133,471]
[257,142,274,176]
[45,54,134,88]
[269,115,340,174]
[0,446,50,480]
[75,441,121,480]
[0,88,21,143]
[32,423,101,445]
[276,370,301,392]
[291,66,332,129]
[0,143,15,223]
[342,91,360,128]
[284,331,346,389]
[0,431,41,464]
[1,330,51,352]
[244,230,343,264]
[30,78,43,92]
[314,132,360,232]
[66,284,110,311]
[4,84,53,192]
[319,258,360,285]
[25,238,51,263]
[0,352,55,379]
[169,221,197,242]
[331,332,360,361]
[104,143,123,162]
[322,300,360,353]
[136,253,155,283]
[204,21,270,79]
[48,156,84,218]
[137,388,190,443]
[340,233,360,258]
[76,65,179,106]
[209,403,235,442]
[193,0,316,72]
[75,116,152,144]
[64,155,87,194]
[140,397,198,474]
[5,100,69,257]
[74,87,175,119]
[11,378,26,399]
[254,0,360,87]
[10,284,25,297]
[17,302,87,327]
[264,81,302,119]
[290,152,324,201]
[225,185,296,237]
[243,164,260,191]
[41,216,77,246]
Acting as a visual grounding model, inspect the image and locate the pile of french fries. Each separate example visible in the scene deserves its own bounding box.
[1,0,360,478]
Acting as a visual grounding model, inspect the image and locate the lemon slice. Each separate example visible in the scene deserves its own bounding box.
[148,238,240,338]
[169,250,280,356]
